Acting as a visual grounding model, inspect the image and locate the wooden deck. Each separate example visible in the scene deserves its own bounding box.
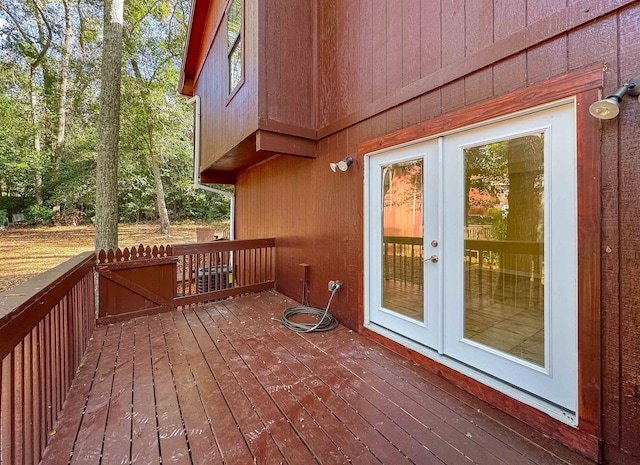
[40,291,593,465]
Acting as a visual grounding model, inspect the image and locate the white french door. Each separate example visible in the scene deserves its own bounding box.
[365,100,577,413]
[368,139,441,349]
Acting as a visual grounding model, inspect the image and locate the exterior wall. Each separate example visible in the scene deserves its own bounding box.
[194,0,260,171]
[259,0,316,135]
[233,2,640,463]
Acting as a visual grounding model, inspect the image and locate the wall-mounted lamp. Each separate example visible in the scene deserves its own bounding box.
[589,74,640,119]
[329,156,353,172]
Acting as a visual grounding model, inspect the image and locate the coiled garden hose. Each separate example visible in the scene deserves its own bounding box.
[272,282,339,332]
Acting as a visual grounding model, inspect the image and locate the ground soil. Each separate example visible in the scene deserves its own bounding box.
[0,222,228,292]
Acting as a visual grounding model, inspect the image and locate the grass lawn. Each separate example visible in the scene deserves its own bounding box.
[0,222,229,292]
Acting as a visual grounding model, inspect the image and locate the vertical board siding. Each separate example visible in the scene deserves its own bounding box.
[318,0,338,127]
[494,0,526,40]
[385,0,403,97]
[370,0,387,103]
[358,0,373,111]
[197,0,259,171]
[420,0,442,78]
[263,0,315,129]
[465,0,493,56]
[228,2,640,463]
[616,5,640,458]
[0,263,95,465]
[526,35,569,85]
[492,54,527,96]
[441,0,465,68]
[402,0,421,87]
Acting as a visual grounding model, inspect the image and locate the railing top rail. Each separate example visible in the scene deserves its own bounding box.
[172,238,275,255]
[464,239,543,254]
[383,236,424,245]
[0,251,95,324]
[0,251,95,360]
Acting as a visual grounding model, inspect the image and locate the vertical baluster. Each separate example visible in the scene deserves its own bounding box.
[242,248,247,287]
[195,252,200,294]
[23,333,32,465]
[61,298,67,400]
[38,321,46,458]
[31,329,40,464]
[189,253,194,296]
[254,248,258,284]
[228,249,233,287]
[8,351,16,465]
[42,314,51,438]
[56,305,63,424]
[382,239,386,280]
[180,255,185,297]
[15,342,23,465]
[206,252,212,294]
[234,249,239,288]
[206,251,211,293]
[50,309,57,433]
[51,308,58,427]
[266,246,270,282]
[0,353,13,465]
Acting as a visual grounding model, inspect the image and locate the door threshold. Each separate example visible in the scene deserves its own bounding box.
[363,322,578,427]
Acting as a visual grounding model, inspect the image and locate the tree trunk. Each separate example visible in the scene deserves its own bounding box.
[131,59,170,234]
[29,0,52,206]
[54,0,72,167]
[94,0,124,252]
[496,136,544,299]
[29,66,43,205]
[149,152,170,234]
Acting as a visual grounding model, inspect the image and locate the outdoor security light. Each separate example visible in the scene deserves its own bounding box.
[329,156,353,172]
[589,74,640,119]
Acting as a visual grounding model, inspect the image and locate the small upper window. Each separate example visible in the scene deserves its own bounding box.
[227,0,242,94]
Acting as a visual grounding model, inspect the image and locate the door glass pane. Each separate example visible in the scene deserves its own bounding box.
[463,134,545,366]
[381,160,424,321]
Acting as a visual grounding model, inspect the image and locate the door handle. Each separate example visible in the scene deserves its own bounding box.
[424,255,439,263]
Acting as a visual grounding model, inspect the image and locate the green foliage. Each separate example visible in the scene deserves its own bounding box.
[0,196,31,217]
[487,207,507,240]
[0,209,7,226]
[0,0,231,227]
[25,204,55,225]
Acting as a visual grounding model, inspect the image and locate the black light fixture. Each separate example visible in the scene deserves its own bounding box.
[329,156,353,172]
[589,74,640,120]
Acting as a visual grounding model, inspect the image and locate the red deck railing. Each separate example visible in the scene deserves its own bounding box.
[95,239,276,323]
[0,239,276,462]
[173,238,276,306]
[0,252,95,465]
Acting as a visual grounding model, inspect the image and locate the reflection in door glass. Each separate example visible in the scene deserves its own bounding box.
[381,160,424,321]
[463,134,545,366]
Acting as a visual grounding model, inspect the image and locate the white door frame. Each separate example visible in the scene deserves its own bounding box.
[364,98,578,423]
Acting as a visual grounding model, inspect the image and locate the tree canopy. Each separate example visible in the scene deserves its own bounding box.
[0,0,230,227]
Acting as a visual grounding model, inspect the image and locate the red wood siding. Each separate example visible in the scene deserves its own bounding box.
[260,0,315,132]
[615,5,640,461]
[188,1,640,463]
[195,0,260,172]
[316,0,636,138]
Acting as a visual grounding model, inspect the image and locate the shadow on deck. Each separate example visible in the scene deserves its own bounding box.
[40,291,592,465]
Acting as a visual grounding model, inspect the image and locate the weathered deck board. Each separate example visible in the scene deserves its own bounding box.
[130,318,160,465]
[69,324,121,465]
[101,319,135,465]
[146,315,191,465]
[40,291,593,465]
